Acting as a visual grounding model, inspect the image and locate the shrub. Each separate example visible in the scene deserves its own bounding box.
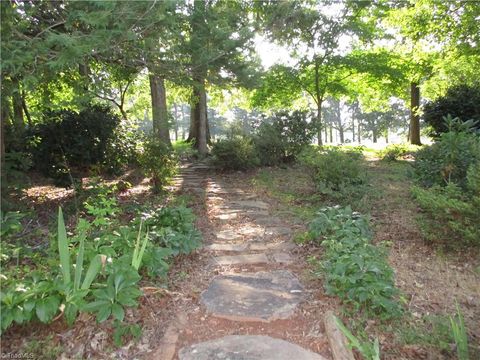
[28,105,120,178]
[414,117,480,189]
[423,83,480,137]
[378,143,421,162]
[138,136,177,192]
[308,206,402,319]
[299,146,367,194]
[211,136,260,170]
[172,140,199,161]
[253,110,315,165]
[412,163,480,246]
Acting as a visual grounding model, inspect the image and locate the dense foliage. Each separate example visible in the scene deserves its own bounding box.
[306,206,402,319]
[423,84,480,137]
[211,137,260,171]
[254,110,316,165]
[0,190,201,333]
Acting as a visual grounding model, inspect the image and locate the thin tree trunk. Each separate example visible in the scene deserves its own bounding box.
[358,123,361,144]
[149,74,171,146]
[385,128,389,144]
[21,91,32,127]
[339,125,344,143]
[329,126,333,143]
[352,118,356,142]
[324,124,328,143]
[11,78,24,133]
[180,105,186,140]
[372,130,377,143]
[409,82,421,145]
[173,103,179,141]
[317,101,323,145]
[1,91,9,163]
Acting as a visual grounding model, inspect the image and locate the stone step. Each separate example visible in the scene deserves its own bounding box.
[201,270,304,322]
[179,335,326,360]
[212,253,269,265]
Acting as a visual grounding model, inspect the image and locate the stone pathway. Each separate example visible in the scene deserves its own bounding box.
[168,162,329,359]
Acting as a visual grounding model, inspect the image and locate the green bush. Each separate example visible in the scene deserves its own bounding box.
[308,206,402,319]
[423,84,480,137]
[253,110,315,165]
[299,146,367,195]
[138,136,177,192]
[27,105,120,179]
[414,117,480,189]
[412,163,480,246]
[378,143,421,162]
[211,136,260,170]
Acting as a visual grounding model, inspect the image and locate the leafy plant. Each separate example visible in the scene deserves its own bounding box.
[308,206,402,319]
[83,264,142,323]
[298,146,368,198]
[139,136,178,192]
[131,221,148,271]
[450,303,470,360]
[253,110,315,166]
[0,211,24,238]
[57,208,103,325]
[414,116,480,189]
[112,320,142,346]
[211,136,260,170]
[378,143,421,162]
[334,316,380,360]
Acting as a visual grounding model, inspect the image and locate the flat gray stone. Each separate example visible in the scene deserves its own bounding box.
[265,227,292,236]
[206,243,247,252]
[213,213,238,220]
[272,252,293,264]
[201,270,304,322]
[179,335,325,360]
[231,200,269,210]
[249,242,295,251]
[216,230,243,241]
[213,253,269,265]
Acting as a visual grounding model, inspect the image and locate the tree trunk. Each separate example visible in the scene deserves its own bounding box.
[352,118,356,142]
[173,103,179,141]
[409,82,421,145]
[385,128,389,144]
[358,123,361,144]
[149,74,171,146]
[1,90,9,163]
[316,100,323,146]
[372,130,377,143]
[196,79,208,155]
[11,79,25,134]
[324,124,328,143]
[339,125,344,143]
[329,126,333,143]
[180,105,186,140]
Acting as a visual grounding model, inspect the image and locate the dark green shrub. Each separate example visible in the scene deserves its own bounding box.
[414,117,480,189]
[423,84,480,137]
[299,146,367,193]
[254,110,315,165]
[27,104,122,179]
[211,136,260,170]
[412,162,480,246]
[138,136,177,192]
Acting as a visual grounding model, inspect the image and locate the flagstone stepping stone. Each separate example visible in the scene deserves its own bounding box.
[212,253,269,265]
[272,252,293,264]
[206,243,247,252]
[201,270,304,321]
[213,213,238,220]
[230,200,269,210]
[179,335,326,360]
[255,217,284,226]
[216,230,243,241]
[249,241,295,251]
[265,227,292,236]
